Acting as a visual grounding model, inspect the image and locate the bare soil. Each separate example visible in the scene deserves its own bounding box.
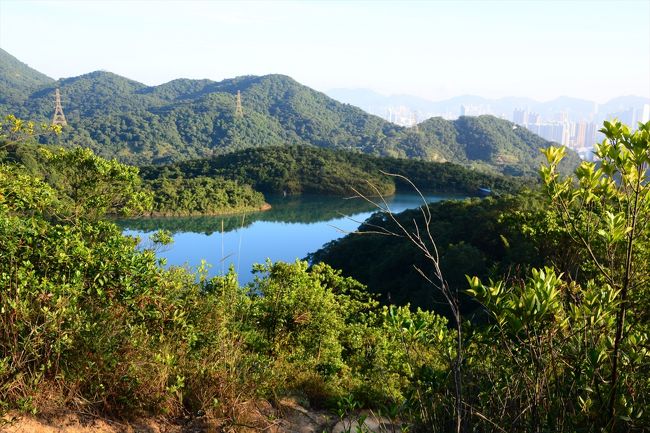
[1,412,208,433]
[1,398,399,433]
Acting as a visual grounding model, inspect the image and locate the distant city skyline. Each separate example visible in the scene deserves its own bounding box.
[326,87,649,104]
[324,86,650,158]
[1,0,649,103]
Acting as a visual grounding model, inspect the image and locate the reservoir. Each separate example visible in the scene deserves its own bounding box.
[118,193,458,284]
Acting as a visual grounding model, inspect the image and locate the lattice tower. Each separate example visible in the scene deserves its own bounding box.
[235,90,244,118]
[52,89,67,126]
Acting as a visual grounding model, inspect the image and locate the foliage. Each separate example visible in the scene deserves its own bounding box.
[438,121,650,432]
[311,121,649,432]
[309,195,543,315]
[0,120,454,425]
[145,175,266,216]
[142,145,396,197]
[0,114,61,152]
[2,110,647,433]
[465,269,625,431]
[43,146,153,220]
[452,115,581,176]
[537,120,649,429]
[0,49,54,106]
[141,145,521,197]
[1,115,267,218]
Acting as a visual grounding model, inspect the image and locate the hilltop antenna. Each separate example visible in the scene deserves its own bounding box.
[235,90,244,118]
[411,111,418,132]
[52,88,67,126]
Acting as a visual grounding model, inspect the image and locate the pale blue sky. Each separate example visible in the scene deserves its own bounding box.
[1,0,648,102]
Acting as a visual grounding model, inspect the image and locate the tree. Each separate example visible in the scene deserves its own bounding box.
[466,120,649,432]
[44,146,153,220]
[540,120,650,428]
[0,115,61,145]
[351,173,466,433]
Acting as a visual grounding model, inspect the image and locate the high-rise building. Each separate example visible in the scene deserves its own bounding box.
[538,124,556,143]
[461,104,491,117]
[585,122,598,148]
[535,122,570,146]
[609,108,637,126]
[558,122,570,146]
[575,121,587,148]
[555,112,569,123]
[513,109,528,125]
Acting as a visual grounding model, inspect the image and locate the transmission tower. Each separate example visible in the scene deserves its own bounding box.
[52,89,67,126]
[235,90,244,118]
[411,111,418,132]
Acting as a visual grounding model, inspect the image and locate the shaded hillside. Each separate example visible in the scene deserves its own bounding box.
[308,196,546,314]
[140,145,523,197]
[0,50,578,173]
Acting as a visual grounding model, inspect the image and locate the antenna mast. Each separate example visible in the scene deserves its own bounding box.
[411,111,418,132]
[235,90,244,118]
[52,89,67,126]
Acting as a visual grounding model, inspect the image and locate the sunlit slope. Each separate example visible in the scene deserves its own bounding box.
[0,48,55,106]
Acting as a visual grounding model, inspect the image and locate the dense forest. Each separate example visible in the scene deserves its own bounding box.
[0,48,581,176]
[145,176,266,216]
[309,195,552,315]
[0,123,267,217]
[140,145,523,197]
[1,128,518,217]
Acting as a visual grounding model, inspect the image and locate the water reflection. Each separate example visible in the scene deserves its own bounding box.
[119,194,459,284]
[117,194,379,234]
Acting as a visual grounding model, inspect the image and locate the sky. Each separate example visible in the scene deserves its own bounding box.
[1,0,649,103]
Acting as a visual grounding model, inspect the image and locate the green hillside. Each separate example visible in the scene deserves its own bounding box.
[0,50,579,173]
[308,196,542,313]
[140,145,522,197]
[0,48,54,106]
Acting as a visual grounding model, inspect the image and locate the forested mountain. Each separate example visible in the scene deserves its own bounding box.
[0,49,579,174]
[0,49,54,106]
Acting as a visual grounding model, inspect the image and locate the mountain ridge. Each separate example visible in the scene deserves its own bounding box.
[0,48,579,174]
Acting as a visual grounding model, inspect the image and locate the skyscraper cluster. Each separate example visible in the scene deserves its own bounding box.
[512,104,650,161]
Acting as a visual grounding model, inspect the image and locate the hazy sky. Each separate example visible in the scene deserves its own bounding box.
[1,0,649,102]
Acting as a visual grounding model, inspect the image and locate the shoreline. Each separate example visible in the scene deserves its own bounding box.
[121,202,272,219]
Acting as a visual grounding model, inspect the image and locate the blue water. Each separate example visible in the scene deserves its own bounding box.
[119,194,458,284]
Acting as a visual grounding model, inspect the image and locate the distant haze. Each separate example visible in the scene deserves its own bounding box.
[0,0,649,102]
[325,88,650,122]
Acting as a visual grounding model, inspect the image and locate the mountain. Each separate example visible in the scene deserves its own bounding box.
[0,49,578,174]
[0,48,54,106]
[326,88,650,123]
[599,95,650,116]
[326,88,447,114]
